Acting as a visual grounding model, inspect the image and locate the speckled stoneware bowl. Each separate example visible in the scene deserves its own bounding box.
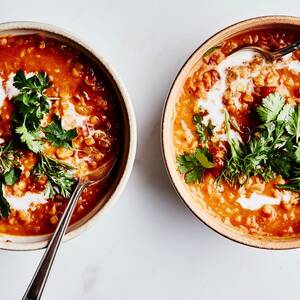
[0,21,137,251]
[162,15,300,249]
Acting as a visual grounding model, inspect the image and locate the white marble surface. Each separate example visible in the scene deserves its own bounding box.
[1,0,300,299]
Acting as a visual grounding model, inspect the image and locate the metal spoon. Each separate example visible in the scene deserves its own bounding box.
[22,155,116,300]
[232,39,300,62]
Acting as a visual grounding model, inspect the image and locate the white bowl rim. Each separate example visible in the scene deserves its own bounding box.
[0,21,137,251]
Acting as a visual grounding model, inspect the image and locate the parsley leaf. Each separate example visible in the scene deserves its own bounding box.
[3,168,21,186]
[12,70,51,131]
[224,110,242,160]
[33,155,77,198]
[0,142,19,174]
[192,113,215,142]
[0,143,22,217]
[195,147,215,168]
[43,115,77,148]
[217,111,246,185]
[12,70,52,152]
[13,70,51,95]
[177,147,214,184]
[219,93,300,188]
[286,105,300,142]
[256,92,285,122]
[16,121,43,153]
[193,114,207,141]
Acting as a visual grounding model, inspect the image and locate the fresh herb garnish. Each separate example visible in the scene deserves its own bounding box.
[0,70,79,219]
[13,70,51,94]
[43,115,77,149]
[285,104,300,142]
[12,70,51,152]
[217,111,245,185]
[193,114,207,141]
[33,155,77,198]
[192,113,215,142]
[13,70,51,130]
[177,147,214,184]
[256,92,285,122]
[15,120,43,153]
[0,143,21,217]
[3,168,21,186]
[0,142,19,174]
[219,92,300,191]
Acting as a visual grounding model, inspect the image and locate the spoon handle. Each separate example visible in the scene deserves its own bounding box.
[272,40,300,60]
[22,181,87,300]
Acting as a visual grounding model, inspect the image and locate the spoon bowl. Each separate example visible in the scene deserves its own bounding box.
[81,153,117,183]
[231,39,300,62]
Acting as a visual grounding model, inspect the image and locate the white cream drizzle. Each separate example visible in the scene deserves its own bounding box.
[276,53,300,72]
[5,73,19,99]
[237,191,292,211]
[285,60,300,73]
[5,72,36,100]
[198,50,256,132]
[61,102,89,131]
[3,188,48,211]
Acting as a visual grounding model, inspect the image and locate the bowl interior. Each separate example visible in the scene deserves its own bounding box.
[0,22,135,250]
[162,15,300,249]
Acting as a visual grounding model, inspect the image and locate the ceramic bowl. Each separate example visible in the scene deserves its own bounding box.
[0,21,137,251]
[162,15,300,249]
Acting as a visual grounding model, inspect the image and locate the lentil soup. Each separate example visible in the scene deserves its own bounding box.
[0,34,120,236]
[174,28,300,237]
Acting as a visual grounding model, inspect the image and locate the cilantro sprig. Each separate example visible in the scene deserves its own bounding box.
[192,113,215,142]
[16,119,43,153]
[33,155,77,199]
[12,71,77,152]
[13,70,51,94]
[177,113,215,184]
[0,143,21,217]
[12,70,51,152]
[218,92,300,191]
[4,168,22,186]
[177,147,214,183]
[43,115,77,149]
[13,70,51,130]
